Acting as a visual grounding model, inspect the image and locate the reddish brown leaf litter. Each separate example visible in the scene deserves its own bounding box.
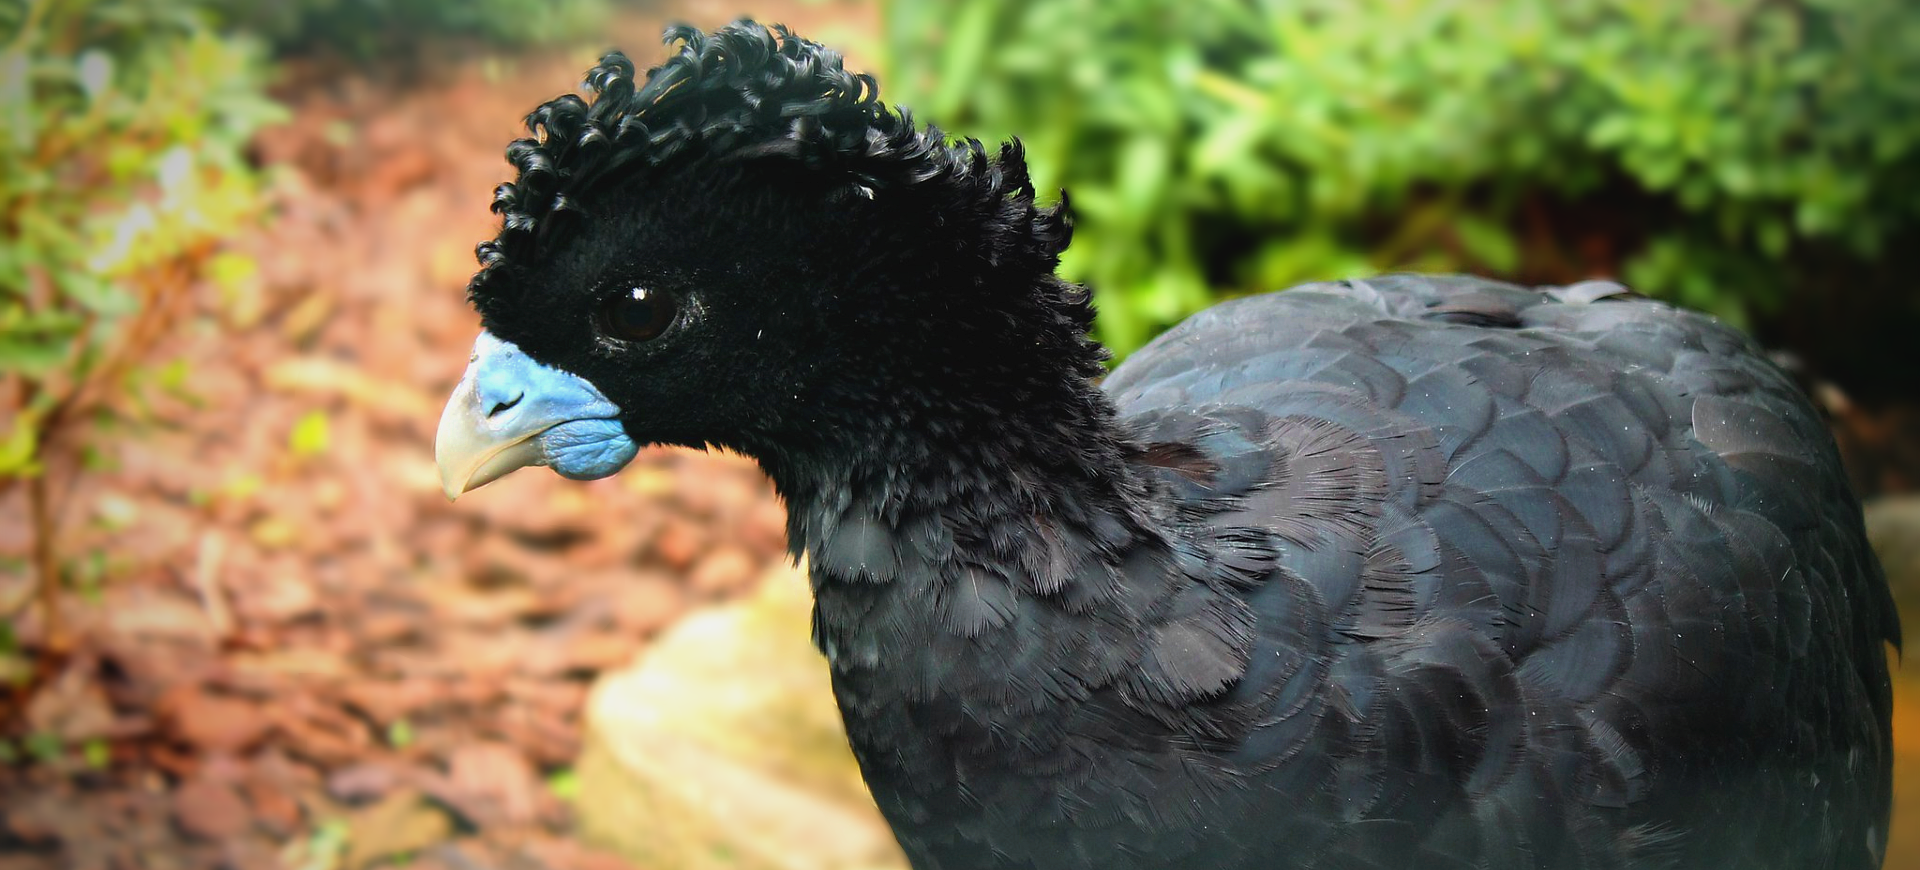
[0,25,802,869]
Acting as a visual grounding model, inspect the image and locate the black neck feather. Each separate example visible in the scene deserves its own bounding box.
[748,272,1174,683]
[762,286,1154,575]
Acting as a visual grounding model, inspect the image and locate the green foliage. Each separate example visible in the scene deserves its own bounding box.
[22,730,62,764]
[0,0,283,481]
[285,817,350,870]
[881,0,1920,354]
[81,737,109,769]
[385,717,414,749]
[0,620,25,687]
[209,0,610,57]
[547,766,581,801]
[289,409,332,459]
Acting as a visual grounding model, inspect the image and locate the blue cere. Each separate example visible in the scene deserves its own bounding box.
[470,330,638,479]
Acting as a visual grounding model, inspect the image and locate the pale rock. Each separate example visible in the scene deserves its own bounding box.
[1866,496,1920,605]
[576,565,906,870]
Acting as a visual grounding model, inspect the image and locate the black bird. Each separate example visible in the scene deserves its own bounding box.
[434,21,1900,870]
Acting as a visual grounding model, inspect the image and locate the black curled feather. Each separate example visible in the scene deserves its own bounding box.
[467,20,1072,298]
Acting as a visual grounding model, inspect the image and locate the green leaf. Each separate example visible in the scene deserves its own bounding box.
[1193,115,1267,178]
[59,271,135,316]
[288,410,330,459]
[1116,136,1171,221]
[0,337,71,375]
[1637,153,1686,191]
[0,414,41,478]
[1794,198,1838,237]
[930,0,1001,120]
[23,732,62,764]
[1,50,31,154]
[1586,114,1634,148]
[82,739,110,770]
[1757,218,1789,260]
[1453,214,1520,274]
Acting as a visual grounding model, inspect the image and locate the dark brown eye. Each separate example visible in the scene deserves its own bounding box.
[597,286,677,342]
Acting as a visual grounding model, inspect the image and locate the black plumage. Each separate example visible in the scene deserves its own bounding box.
[459,21,1901,869]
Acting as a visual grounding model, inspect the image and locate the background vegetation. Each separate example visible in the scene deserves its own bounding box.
[881,0,1920,362]
[0,0,612,646]
[209,0,608,57]
[0,0,612,785]
[1,0,279,652]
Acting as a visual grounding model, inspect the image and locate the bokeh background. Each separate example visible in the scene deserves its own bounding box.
[1,0,1916,868]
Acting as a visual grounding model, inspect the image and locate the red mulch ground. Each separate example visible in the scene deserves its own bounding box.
[0,25,802,870]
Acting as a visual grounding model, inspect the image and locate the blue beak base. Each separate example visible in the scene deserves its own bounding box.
[434,331,640,498]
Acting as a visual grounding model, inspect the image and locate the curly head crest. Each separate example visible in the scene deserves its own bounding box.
[470,20,1070,294]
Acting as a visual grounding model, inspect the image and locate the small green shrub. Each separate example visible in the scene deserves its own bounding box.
[2,0,281,470]
[881,0,1920,354]
[1,0,283,640]
[210,0,611,57]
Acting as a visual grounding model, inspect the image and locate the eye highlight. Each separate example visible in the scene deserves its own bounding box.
[596,286,677,343]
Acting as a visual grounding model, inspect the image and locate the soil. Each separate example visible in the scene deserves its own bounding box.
[0,18,803,870]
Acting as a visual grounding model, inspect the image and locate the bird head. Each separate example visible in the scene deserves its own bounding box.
[436,20,1097,500]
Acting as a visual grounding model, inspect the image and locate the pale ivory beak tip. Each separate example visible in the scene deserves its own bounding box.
[435,372,482,500]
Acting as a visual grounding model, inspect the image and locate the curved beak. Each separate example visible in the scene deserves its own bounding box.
[435,331,636,499]
[435,364,546,499]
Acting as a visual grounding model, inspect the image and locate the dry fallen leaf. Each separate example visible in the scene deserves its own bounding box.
[344,789,453,870]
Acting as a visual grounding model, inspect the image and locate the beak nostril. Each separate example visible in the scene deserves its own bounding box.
[486,393,524,418]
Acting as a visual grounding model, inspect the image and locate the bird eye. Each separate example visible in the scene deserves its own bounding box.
[597,287,677,343]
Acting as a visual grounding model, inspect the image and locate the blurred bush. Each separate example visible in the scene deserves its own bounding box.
[0,0,282,481]
[209,0,610,57]
[881,0,1920,355]
[1,0,283,642]
[0,0,621,478]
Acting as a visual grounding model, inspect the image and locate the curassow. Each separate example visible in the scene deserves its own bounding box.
[434,21,1901,870]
